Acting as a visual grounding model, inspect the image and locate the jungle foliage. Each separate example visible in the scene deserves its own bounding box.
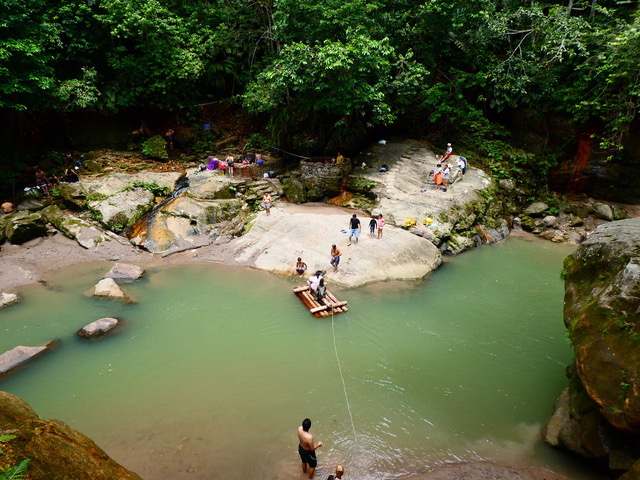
[1,0,639,156]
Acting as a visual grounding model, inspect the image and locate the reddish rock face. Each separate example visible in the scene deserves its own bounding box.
[0,392,143,480]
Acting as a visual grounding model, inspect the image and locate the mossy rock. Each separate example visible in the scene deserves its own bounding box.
[612,206,629,220]
[56,183,87,210]
[345,177,381,198]
[4,211,47,244]
[564,203,591,218]
[304,176,343,199]
[141,135,169,160]
[281,177,308,203]
[41,205,95,240]
[202,199,243,224]
[564,219,640,434]
[519,215,538,232]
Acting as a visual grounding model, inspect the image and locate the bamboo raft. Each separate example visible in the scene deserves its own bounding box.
[293,285,348,317]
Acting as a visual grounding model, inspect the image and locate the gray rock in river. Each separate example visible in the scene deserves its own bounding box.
[0,292,19,307]
[92,278,128,299]
[104,262,145,280]
[77,317,121,338]
[0,344,52,375]
[346,138,495,250]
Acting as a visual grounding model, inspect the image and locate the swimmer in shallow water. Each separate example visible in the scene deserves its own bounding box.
[297,418,323,479]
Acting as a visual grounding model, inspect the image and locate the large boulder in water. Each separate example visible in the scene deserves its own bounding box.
[0,391,143,480]
[546,217,640,473]
[77,317,121,337]
[346,139,497,251]
[91,278,128,299]
[0,292,19,307]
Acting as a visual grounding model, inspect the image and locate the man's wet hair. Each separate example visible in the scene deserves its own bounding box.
[302,418,311,431]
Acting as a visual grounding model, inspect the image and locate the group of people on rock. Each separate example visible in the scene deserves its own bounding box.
[33,165,80,196]
[200,153,266,177]
[431,142,467,192]
[294,212,386,302]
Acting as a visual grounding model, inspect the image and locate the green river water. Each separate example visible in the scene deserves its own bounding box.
[0,236,598,480]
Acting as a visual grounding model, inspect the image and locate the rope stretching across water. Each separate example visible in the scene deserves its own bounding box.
[331,309,359,447]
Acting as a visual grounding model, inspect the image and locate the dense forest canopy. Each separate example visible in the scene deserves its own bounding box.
[1,0,638,157]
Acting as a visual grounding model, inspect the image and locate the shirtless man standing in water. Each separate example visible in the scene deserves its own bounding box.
[297,418,323,478]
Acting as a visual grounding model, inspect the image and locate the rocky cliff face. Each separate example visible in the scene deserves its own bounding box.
[545,217,640,477]
[0,391,142,480]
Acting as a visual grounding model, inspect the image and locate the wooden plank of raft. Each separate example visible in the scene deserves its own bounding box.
[294,285,348,317]
[301,291,319,309]
[303,296,317,312]
[329,301,348,308]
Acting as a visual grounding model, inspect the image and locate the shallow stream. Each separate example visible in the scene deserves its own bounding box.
[1,236,596,479]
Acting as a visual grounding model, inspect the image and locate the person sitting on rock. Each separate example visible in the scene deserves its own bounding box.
[63,168,79,183]
[439,143,452,162]
[35,169,50,195]
[296,258,308,277]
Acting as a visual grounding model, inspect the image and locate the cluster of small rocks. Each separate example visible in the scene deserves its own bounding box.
[0,263,144,377]
[515,197,630,244]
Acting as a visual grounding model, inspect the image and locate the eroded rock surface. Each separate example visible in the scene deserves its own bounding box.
[546,217,640,474]
[0,391,143,480]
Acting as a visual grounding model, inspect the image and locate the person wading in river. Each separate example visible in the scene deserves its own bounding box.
[297,418,323,479]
